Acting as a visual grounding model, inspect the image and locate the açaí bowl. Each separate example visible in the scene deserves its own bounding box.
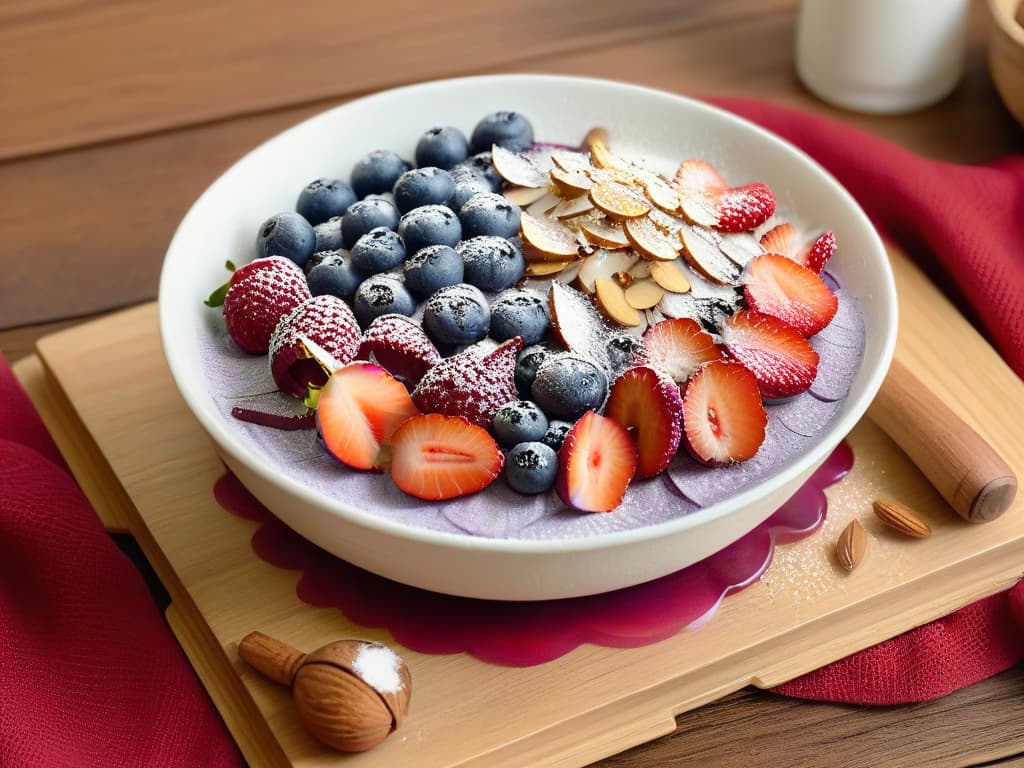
[159,75,897,601]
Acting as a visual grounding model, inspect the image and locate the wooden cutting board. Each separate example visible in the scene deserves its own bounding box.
[15,247,1024,768]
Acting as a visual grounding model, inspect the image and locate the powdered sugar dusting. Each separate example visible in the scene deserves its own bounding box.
[352,643,405,694]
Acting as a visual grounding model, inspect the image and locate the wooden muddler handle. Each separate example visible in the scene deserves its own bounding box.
[870,358,1017,523]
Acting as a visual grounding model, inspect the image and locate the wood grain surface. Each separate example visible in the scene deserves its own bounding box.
[2,0,1023,765]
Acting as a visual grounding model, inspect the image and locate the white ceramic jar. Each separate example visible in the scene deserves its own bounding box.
[796,0,970,114]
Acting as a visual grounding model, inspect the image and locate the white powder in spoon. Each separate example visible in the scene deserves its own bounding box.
[352,643,405,694]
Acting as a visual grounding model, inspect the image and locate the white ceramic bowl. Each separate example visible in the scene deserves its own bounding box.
[160,75,896,601]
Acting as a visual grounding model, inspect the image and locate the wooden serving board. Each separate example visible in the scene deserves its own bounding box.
[16,247,1024,768]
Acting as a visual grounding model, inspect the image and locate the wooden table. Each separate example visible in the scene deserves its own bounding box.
[2,2,1022,765]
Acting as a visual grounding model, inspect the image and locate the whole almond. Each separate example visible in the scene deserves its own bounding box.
[836,519,868,571]
[872,499,932,538]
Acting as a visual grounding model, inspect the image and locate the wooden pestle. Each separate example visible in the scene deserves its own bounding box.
[869,358,1017,523]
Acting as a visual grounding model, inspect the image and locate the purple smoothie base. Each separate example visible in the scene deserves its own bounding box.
[197,283,865,541]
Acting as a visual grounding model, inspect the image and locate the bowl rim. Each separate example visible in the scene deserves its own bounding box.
[159,73,897,558]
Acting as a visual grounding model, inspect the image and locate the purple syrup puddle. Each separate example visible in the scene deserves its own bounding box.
[213,441,852,667]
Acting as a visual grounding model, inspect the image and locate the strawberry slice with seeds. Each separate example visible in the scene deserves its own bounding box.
[721,310,819,400]
[743,253,838,336]
[556,410,638,512]
[388,413,503,500]
[604,366,683,478]
[681,359,767,465]
[674,160,776,233]
[643,317,724,384]
[316,362,420,471]
[411,337,522,428]
[759,223,836,274]
[357,314,441,387]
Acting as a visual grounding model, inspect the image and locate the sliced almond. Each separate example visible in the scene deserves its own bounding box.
[520,211,582,260]
[577,248,640,294]
[525,191,562,219]
[646,207,688,246]
[550,149,591,172]
[491,144,549,188]
[718,231,764,268]
[581,218,630,249]
[644,176,681,213]
[550,167,593,198]
[650,260,691,293]
[525,260,573,277]
[503,186,551,207]
[595,277,642,327]
[584,127,626,171]
[679,225,741,285]
[836,519,868,571]
[590,181,651,220]
[624,279,665,310]
[624,215,679,261]
[872,499,932,538]
[629,260,653,280]
[551,195,595,221]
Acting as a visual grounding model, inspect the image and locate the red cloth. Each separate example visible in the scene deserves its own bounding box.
[707,97,1024,703]
[0,100,1021,767]
[0,357,244,767]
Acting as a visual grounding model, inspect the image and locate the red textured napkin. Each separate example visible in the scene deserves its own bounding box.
[0,355,243,767]
[707,97,1024,703]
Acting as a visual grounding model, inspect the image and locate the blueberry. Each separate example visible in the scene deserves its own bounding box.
[402,244,464,299]
[306,251,361,300]
[470,111,534,154]
[514,345,551,397]
[393,167,456,214]
[350,227,407,275]
[491,400,549,448]
[397,204,462,253]
[531,354,609,420]
[505,441,558,495]
[350,150,411,198]
[312,216,344,253]
[457,236,525,292]
[607,333,645,377]
[454,152,503,193]
[421,283,490,346]
[490,289,550,345]
[296,178,357,225]
[541,420,573,452]
[256,212,317,268]
[449,168,494,211]
[459,192,521,239]
[352,275,415,327]
[415,126,470,170]
[341,198,400,249]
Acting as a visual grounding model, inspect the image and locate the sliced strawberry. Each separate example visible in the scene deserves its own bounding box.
[802,230,836,274]
[758,222,797,255]
[604,366,683,478]
[411,337,522,428]
[270,295,360,397]
[714,183,776,233]
[357,314,441,388]
[556,411,638,512]
[388,413,503,500]
[674,160,776,233]
[316,362,420,471]
[681,359,767,465]
[721,310,819,400]
[743,253,838,336]
[759,223,836,274]
[643,317,724,384]
[221,256,311,354]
